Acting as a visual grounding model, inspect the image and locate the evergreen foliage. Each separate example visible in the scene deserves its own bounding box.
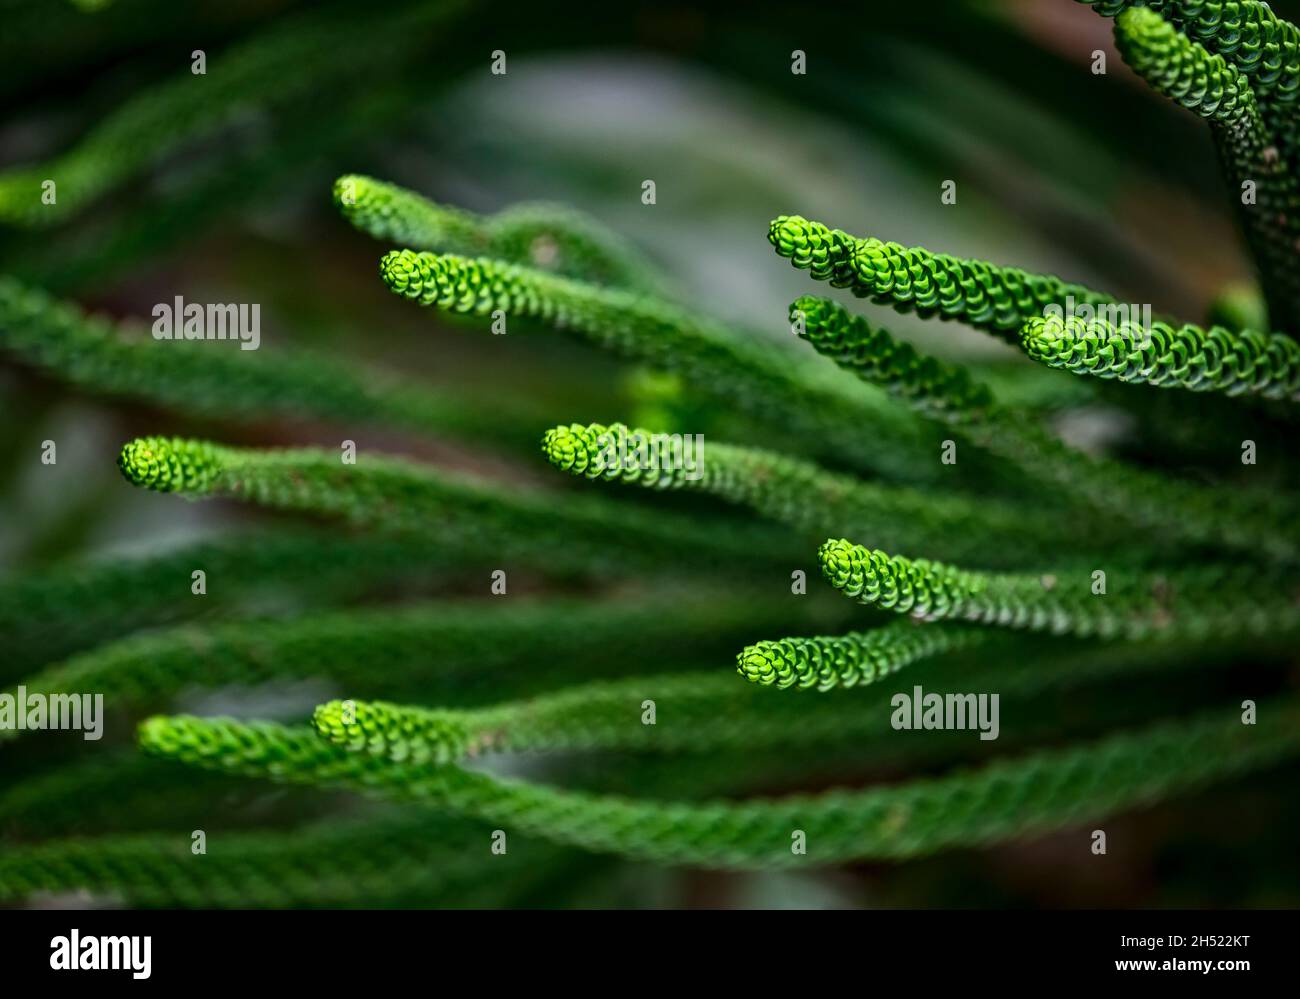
[1,0,1297,909]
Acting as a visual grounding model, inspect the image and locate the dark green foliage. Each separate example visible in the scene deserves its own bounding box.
[136,698,1300,868]
[816,537,1300,639]
[0,532,478,679]
[770,215,1118,340]
[0,277,548,447]
[112,436,806,571]
[0,2,465,226]
[793,296,1300,560]
[377,247,938,481]
[3,593,815,741]
[336,174,669,294]
[1021,311,1300,399]
[541,420,1124,565]
[1112,5,1300,331]
[0,812,571,908]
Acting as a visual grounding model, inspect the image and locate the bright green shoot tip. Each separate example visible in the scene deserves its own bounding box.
[313,699,472,765]
[816,537,1300,641]
[737,620,992,691]
[769,214,1119,339]
[541,421,699,488]
[1020,313,1300,401]
[117,437,225,493]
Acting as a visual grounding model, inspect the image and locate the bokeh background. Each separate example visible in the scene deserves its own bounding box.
[2,0,1298,908]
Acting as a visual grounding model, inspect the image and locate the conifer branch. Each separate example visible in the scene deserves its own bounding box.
[541,420,1120,565]
[770,215,1119,341]
[336,174,483,253]
[0,3,463,227]
[4,593,804,736]
[817,537,1300,639]
[1113,6,1300,331]
[377,249,937,481]
[0,753,298,839]
[0,532,467,680]
[335,175,668,293]
[1021,311,1300,400]
[790,298,995,419]
[0,813,562,908]
[314,700,476,764]
[312,670,955,761]
[136,716,435,789]
[1080,2,1300,324]
[563,637,1291,800]
[1082,2,1299,105]
[114,436,802,569]
[139,699,1300,867]
[795,296,1300,559]
[737,619,994,691]
[739,612,1283,697]
[0,277,542,448]
[2,81,418,293]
